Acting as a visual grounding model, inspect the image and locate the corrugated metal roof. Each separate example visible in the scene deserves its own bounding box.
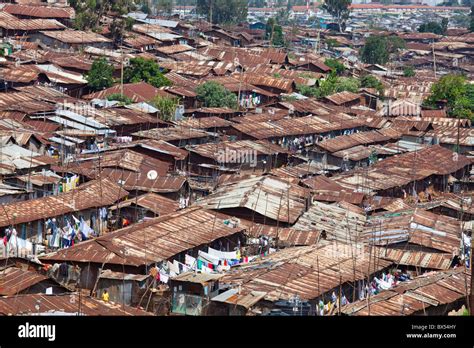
[83,82,172,103]
[171,271,222,284]
[133,126,211,143]
[196,175,311,224]
[0,293,151,316]
[324,91,361,105]
[342,268,470,316]
[244,222,320,247]
[317,130,394,153]
[333,145,472,194]
[211,288,267,309]
[109,192,179,216]
[220,242,392,302]
[372,247,453,270]
[77,149,169,175]
[0,267,49,296]
[99,270,149,281]
[96,169,186,193]
[0,178,128,227]
[362,208,461,253]
[187,139,286,161]
[39,29,111,44]
[174,116,231,129]
[0,12,65,31]
[42,207,247,266]
[2,4,74,19]
[294,201,367,243]
[156,44,194,55]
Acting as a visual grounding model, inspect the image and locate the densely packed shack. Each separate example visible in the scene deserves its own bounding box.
[0,0,471,316]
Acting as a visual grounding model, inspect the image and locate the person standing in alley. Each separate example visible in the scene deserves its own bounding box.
[102,289,109,302]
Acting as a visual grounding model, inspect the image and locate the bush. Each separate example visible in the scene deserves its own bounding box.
[196,82,238,109]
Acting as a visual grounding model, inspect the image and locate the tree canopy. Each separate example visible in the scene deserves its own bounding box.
[403,66,415,77]
[109,17,134,45]
[321,0,352,33]
[196,0,248,24]
[156,0,173,15]
[297,72,360,98]
[418,18,448,35]
[470,5,474,32]
[425,74,474,119]
[359,75,384,94]
[324,58,346,75]
[196,82,238,109]
[152,96,180,121]
[86,58,114,91]
[123,58,171,88]
[70,0,136,30]
[266,18,285,47]
[360,35,405,65]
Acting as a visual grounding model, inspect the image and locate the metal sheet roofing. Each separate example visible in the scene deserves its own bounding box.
[0,12,65,31]
[83,82,172,103]
[133,127,211,143]
[39,29,111,44]
[220,242,392,302]
[342,268,470,316]
[0,293,151,316]
[1,4,75,19]
[42,207,247,266]
[362,209,461,254]
[0,178,129,227]
[108,192,179,216]
[196,175,311,224]
[0,267,49,296]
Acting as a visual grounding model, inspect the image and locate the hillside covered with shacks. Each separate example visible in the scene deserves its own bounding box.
[0,0,471,317]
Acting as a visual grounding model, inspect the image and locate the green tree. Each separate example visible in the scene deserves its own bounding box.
[74,11,98,30]
[266,18,285,46]
[196,82,238,109]
[325,38,339,50]
[360,35,405,65]
[324,58,345,75]
[470,5,474,32]
[334,77,360,93]
[124,58,171,88]
[156,0,173,15]
[249,0,266,7]
[86,58,114,91]
[296,84,320,98]
[141,0,151,14]
[425,74,474,119]
[359,75,384,94]
[403,66,415,77]
[321,0,352,33]
[152,96,180,121]
[297,73,361,98]
[418,21,444,34]
[110,18,126,44]
[196,0,248,24]
[441,18,449,34]
[71,0,136,30]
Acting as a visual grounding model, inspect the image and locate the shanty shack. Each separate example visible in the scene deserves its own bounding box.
[96,270,151,307]
[40,207,247,292]
[169,272,222,316]
[30,29,112,50]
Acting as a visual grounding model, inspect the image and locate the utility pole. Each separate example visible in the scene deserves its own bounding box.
[120,45,124,97]
[470,240,473,315]
[432,39,436,79]
[209,0,212,29]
